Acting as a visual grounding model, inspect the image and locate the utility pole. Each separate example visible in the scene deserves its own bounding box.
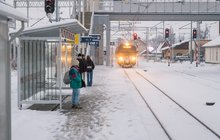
[78,0,81,22]
[71,0,77,19]
[190,21,193,64]
[27,0,29,26]
[56,0,59,22]
[197,21,201,65]
[165,28,170,66]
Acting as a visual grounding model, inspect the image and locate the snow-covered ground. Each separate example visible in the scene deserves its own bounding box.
[11,59,220,140]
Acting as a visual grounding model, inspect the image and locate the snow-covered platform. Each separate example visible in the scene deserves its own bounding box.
[12,61,220,140]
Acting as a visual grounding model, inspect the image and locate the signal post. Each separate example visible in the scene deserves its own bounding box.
[193,28,199,67]
[165,28,171,66]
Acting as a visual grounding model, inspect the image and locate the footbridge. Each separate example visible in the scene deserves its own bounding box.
[90,0,220,65]
[94,0,220,21]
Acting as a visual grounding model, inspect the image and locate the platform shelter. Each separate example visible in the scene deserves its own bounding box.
[12,19,88,109]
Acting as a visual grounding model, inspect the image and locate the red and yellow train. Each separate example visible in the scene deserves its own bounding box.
[115,41,138,67]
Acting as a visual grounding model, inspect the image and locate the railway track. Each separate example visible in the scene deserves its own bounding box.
[124,68,220,140]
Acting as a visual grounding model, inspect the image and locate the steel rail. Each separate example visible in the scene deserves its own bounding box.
[124,69,172,140]
[135,69,220,139]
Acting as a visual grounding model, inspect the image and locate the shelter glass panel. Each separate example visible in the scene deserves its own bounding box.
[20,40,60,102]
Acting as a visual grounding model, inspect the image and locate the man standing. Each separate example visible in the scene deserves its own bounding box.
[86,55,95,86]
[77,53,86,87]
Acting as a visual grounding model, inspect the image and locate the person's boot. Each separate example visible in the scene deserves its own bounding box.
[75,104,82,109]
[72,105,77,109]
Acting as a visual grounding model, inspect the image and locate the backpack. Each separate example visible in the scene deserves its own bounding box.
[63,71,70,85]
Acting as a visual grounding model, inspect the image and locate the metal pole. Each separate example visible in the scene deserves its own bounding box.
[106,22,111,66]
[82,0,85,26]
[17,39,22,109]
[78,0,81,22]
[27,0,29,26]
[170,25,173,63]
[59,28,62,109]
[167,39,170,66]
[69,0,71,17]
[56,0,59,22]
[197,21,201,65]
[0,20,11,140]
[190,21,193,64]
[71,0,76,18]
[82,0,85,55]
[163,21,165,38]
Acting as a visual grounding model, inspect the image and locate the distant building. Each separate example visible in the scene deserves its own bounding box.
[161,40,210,61]
[139,42,166,61]
[202,36,220,64]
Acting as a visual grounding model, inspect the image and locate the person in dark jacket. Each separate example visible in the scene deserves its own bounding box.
[77,53,86,75]
[69,59,82,109]
[77,53,86,87]
[86,55,95,86]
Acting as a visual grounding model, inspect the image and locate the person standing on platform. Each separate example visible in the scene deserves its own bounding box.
[86,55,95,86]
[77,53,86,87]
[69,59,82,109]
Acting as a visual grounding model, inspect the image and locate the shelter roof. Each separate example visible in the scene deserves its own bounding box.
[0,1,27,22]
[17,19,88,37]
[203,36,220,47]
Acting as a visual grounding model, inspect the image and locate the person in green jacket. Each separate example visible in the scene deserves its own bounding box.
[69,59,82,109]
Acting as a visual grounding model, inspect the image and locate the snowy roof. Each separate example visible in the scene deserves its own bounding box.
[170,40,189,48]
[13,19,88,37]
[160,46,170,51]
[161,40,189,51]
[0,1,27,22]
[151,42,165,54]
[203,36,220,47]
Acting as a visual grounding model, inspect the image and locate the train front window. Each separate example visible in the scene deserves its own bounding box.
[123,43,132,48]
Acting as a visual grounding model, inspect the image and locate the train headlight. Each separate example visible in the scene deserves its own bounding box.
[118,56,124,61]
[131,56,136,61]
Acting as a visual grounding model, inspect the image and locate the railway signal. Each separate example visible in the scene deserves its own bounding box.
[45,0,55,14]
[193,29,197,39]
[133,33,137,40]
[165,28,169,38]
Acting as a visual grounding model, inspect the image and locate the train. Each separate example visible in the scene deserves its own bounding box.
[115,41,138,67]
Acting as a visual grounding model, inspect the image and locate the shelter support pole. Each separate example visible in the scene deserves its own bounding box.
[10,21,25,43]
[17,39,22,109]
[0,20,11,140]
[59,28,62,109]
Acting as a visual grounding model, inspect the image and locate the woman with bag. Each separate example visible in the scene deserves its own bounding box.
[69,59,82,109]
[85,55,95,86]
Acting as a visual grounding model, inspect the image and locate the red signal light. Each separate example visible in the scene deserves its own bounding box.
[165,28,169,38]
[193,29,197,39]
[45,0,55,14]
[133,33,137,40]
